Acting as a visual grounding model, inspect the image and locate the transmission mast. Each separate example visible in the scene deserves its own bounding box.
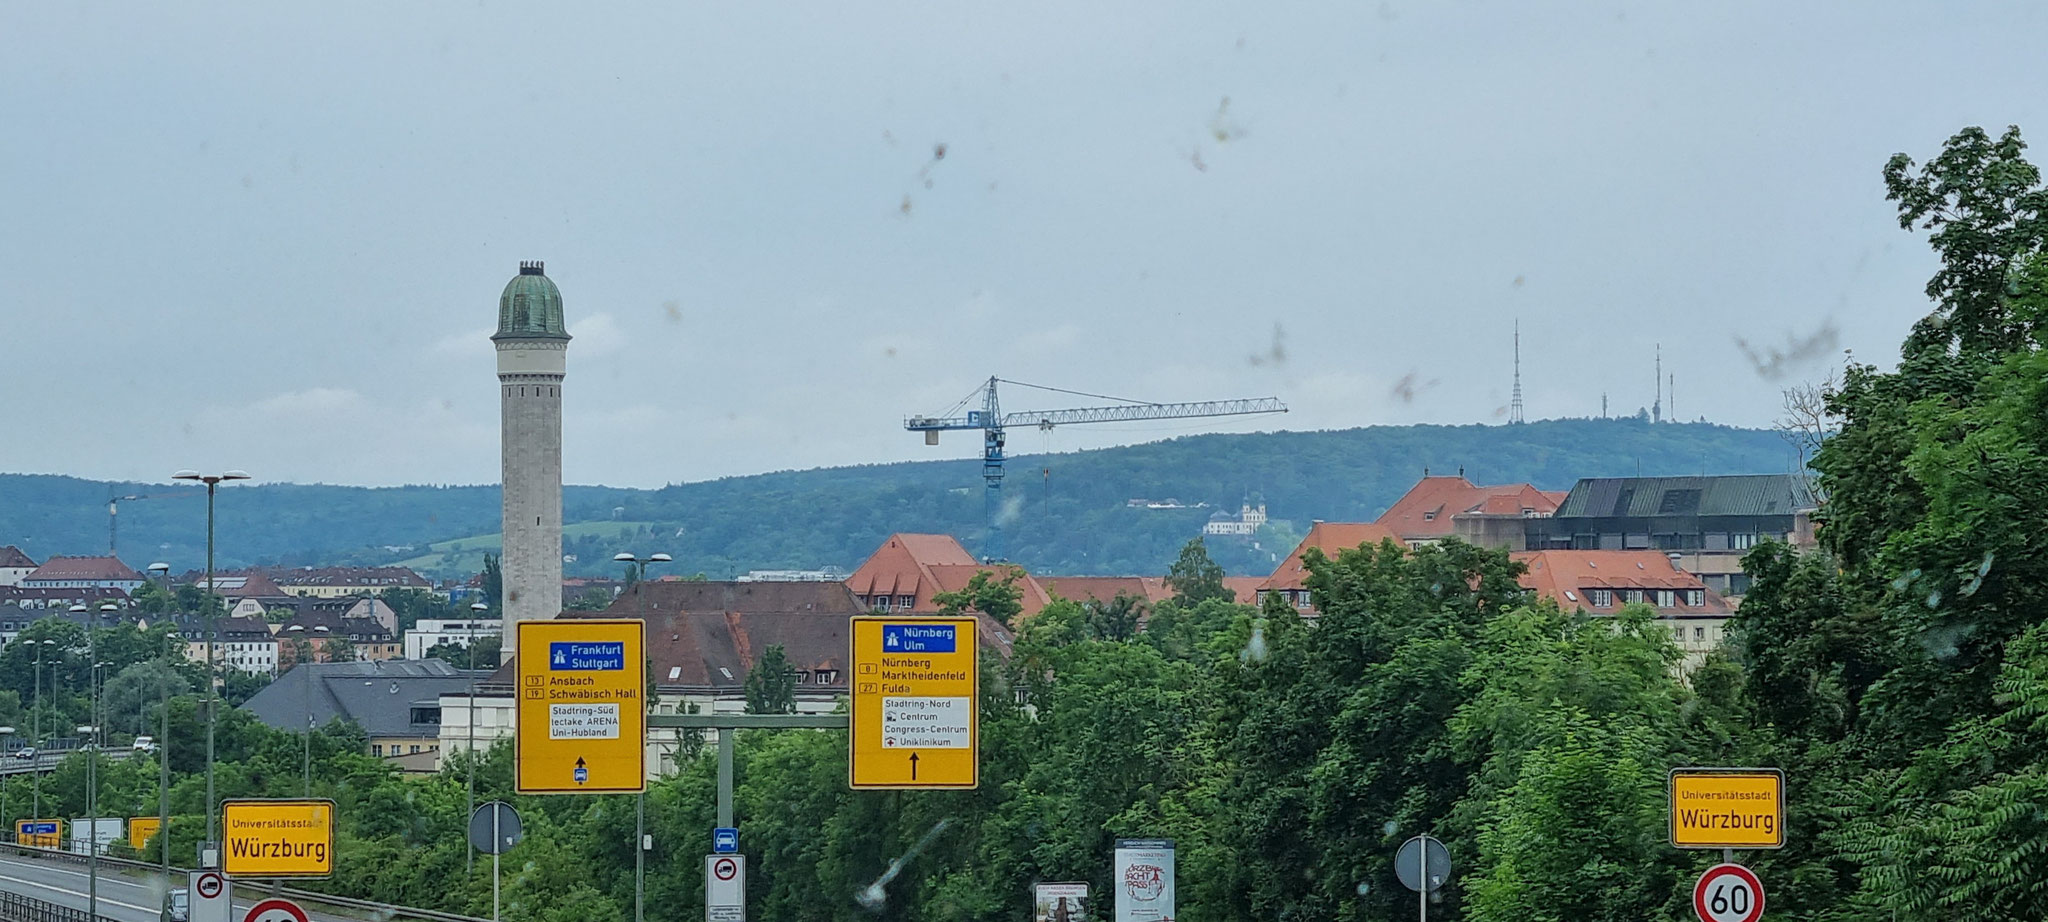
[1509,320,1526,425]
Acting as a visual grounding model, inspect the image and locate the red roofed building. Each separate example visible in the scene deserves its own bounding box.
[1375,475,1566,549]
[1256,522,1404,614]
[845,533,1051,617]
[1512,549,1732,669]
[1042,576,1174,606]
[22,556,145,592]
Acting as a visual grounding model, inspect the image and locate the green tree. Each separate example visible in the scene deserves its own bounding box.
[932,566,1026,628]
[479,554,503,617]
[1164,537,1231,605]
[325,638,359,663]
[743,645,797,715]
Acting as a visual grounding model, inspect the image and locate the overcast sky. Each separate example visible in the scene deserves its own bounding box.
[4,2,2042,488]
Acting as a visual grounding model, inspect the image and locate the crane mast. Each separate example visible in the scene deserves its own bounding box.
[906,377,1287,562]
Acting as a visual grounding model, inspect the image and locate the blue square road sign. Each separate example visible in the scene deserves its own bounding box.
[713,828,738,853]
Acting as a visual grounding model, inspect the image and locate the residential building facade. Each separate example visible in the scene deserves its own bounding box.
[404,617,503,660]
[0,547,37,587]
[22,556,145,592]
[1521,474,1819,598]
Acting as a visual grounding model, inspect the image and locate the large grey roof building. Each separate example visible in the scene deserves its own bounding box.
[243,660,485,769]
[1523,473,1819,598]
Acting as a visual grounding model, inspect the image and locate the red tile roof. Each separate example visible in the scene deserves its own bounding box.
[845,534,1052,615]
[24,556,144,583]
[1512,550,1732,616]
[1375,476,1564,540]
[1221,576,1263,605]
[0,546,36,570]
[1042,577,1175,605]
[1258,522,1404,594]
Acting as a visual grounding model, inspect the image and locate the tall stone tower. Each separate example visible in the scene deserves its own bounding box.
[494,261,570,657]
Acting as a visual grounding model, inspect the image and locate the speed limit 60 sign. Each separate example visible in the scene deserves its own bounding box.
[1693,864,1764,922]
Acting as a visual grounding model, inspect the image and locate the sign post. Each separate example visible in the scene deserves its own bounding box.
[1669,768,1785,850]
[1692,863,1765,922]
[849,616,979,789]
[1033,882,1089,922]
[241,897,311,922]
[14,819,60,848]
[516,619,647,795]
[219,800,335,879]
[1394,833,1451,921]
[189,869,232,922]
[1112,838,1175,922]
[706,854,745,922]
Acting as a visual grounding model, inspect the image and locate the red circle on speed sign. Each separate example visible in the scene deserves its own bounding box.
[713,857,739,881]
[194,872,224,900]
[1693,863,1765,922]
[243,898,311,922]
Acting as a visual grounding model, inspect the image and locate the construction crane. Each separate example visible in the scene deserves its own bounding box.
[106,488,194,556]
[906,376,1287,562]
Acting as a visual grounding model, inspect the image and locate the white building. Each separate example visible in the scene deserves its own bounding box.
[405,618,503,660]
[1202,501,1268,537]
[0,547,37,587]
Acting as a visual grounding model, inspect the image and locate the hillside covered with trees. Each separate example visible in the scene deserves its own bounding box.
[0,417,1794,579]
[10,124,2048,922]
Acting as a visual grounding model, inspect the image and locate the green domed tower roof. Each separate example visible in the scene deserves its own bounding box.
[493,261,571,341]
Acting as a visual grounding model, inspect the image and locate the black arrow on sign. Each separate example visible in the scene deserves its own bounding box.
[909,753,919,780]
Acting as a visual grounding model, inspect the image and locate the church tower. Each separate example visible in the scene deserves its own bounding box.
[494,261,570,657]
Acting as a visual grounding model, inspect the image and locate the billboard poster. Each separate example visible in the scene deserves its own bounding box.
[1034,882,1089,922]
[1113,838,1175,922]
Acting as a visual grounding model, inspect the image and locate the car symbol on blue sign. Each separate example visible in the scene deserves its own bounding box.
[713,827,738,853]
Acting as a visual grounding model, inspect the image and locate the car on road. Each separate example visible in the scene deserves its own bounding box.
[133,735,158,752]
[12,747,35,761]
[163,887,188,922]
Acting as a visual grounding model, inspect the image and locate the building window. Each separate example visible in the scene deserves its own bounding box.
[818,670,840,684]
[1685,589,1704,607]
[1654,590,1676,608]
[372,745,384,757]
[1622,589,1643,604]
[1731,533,1758,550]
[897,595,915,609]
[411,745,422,754]
[1693,626,1707,641]
[1422,510,1437,521]
[1588,589,1613,607]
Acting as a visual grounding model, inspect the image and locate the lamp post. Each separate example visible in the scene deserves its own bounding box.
[148,562,172,877]
[172,468,248,860]
[29,637,55,822]
[465,600,489,873]
[0,726,11,834]
[613,552,670,922]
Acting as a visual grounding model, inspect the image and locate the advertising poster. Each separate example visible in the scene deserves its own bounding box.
[1034,882,1089,922]
[1113,838,1175,922]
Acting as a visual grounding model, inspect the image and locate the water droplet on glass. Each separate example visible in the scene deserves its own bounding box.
[1383,820,1400,837]
[1356,882,1371,896]
[1926,590,1943,609]
[1978,551,1996,577]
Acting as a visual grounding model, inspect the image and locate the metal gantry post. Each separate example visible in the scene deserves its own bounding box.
[615,552,670,922]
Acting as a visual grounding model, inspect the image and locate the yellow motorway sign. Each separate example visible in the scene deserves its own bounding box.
[1670,768,1785,849]
[129,816,163,851]
[849,616,979,789]
[517,618,646,794]
[222,799,335,878]
[15,819,61,848]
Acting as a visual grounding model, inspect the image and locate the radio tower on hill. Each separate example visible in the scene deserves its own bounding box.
[1509,320,1526,424]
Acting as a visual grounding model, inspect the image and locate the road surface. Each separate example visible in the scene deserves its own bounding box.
[0,848,418,922]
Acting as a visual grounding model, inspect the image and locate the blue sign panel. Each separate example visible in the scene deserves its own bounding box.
[550,642,626,671]
[713,827,739,854]
[23,822,57,834]
[881,624,957,653]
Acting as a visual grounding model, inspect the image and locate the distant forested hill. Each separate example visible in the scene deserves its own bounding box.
[0,418,1800,580]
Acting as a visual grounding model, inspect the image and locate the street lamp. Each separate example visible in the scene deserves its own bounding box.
[0,726,11,834]
[29,637,56,821]
[172,468,248,861]
[614,552,670,922]
[148,561,172,879]
[465,600,489,873]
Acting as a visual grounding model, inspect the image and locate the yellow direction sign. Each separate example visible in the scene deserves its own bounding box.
[1670,768,1785,849]
[516,618,646,794]
[221,799,335,878]
[129,816,164,851]
[849,615,979,789]
[15,819,61,848]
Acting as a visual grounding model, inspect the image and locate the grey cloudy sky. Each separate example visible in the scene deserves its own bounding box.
[4,2,2042,488]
